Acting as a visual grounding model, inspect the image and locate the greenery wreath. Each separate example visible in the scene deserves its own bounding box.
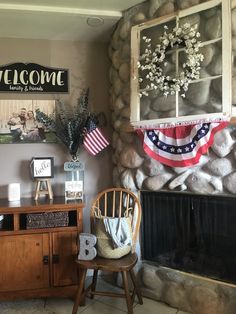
[138,23,204,97]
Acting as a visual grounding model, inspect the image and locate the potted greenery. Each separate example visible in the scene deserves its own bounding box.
[36,89,98,160]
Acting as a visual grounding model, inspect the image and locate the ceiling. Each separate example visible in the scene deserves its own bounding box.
[0,0,146,42]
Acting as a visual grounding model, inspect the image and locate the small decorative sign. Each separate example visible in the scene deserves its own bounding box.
[30,157,54,179]
[64,161,84,201]
[65,180,83,200]
[0,62,68,93]
[64,161,84,171]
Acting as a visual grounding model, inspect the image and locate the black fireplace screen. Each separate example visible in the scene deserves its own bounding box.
[141,191,236,284]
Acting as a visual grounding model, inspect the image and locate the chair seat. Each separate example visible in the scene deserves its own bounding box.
[75,252,138,272]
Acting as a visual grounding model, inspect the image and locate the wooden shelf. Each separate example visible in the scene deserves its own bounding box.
[0,226,79,236]
[0,196,83,213]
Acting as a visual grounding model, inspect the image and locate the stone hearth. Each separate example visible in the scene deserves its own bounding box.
[140,263,236,314]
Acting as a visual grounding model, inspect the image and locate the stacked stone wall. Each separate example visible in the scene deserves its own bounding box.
[109,0,236,196]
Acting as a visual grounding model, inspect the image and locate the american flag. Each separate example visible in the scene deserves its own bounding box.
[83,119,109,156]
[138,121,228,167]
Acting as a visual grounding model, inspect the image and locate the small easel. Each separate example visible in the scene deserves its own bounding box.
[35,179,53,200]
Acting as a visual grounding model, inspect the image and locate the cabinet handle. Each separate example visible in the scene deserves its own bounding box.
[43,255,49,265]
[52,254,59,264]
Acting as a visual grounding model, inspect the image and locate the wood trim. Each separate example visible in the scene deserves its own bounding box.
[0,199,84,214]
[13,213,20,231]
[0,285,78,301]
[178,0,222,17]
[119,191,122,217]
[222,0,232,115]
[0,3,122,18]
[112,191,116,217]
[0,226,79,236]
[104,192,107,216]
[130,25,140,123]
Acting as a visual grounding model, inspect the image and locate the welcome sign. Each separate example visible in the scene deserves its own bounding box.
[0,62,69,93]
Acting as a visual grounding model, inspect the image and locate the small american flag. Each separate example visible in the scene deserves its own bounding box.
[83,119,109,156]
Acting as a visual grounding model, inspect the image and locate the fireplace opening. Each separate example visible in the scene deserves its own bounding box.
[140,191,236,284]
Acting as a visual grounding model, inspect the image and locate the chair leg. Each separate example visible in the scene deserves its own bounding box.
[129,269,143,305]
[90,269,98,299]
[72,268,87,314]
[122,271,133,314]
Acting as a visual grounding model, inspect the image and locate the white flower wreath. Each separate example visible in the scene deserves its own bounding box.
[138,23,204,97]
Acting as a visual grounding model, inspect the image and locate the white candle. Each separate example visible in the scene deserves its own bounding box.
[8,183,21,202]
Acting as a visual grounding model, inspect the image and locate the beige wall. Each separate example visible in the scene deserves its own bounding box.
[0,38,113,222]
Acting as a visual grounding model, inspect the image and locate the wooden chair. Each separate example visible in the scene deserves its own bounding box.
[72,188,143,314]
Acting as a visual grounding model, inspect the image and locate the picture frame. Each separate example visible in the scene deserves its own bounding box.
[30,157,54,179]
[65,181,83,201]
[0,99,58,144]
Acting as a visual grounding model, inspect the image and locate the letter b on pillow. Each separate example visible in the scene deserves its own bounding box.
[78,233,97,260]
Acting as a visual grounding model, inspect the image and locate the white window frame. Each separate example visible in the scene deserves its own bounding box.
[130,0,232,129]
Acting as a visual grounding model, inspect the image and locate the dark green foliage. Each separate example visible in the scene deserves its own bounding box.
[35,110,56,129]
[36,88,97,158]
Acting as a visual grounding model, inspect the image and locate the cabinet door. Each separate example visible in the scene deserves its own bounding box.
[52,231,78,287]
[0,234,50,292]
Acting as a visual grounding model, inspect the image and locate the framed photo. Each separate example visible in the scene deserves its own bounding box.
[0,99,58,144]
[30,157,54,179]
[65,180,83,201]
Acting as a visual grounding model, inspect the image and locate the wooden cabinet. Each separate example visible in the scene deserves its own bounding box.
[0,197,83,301]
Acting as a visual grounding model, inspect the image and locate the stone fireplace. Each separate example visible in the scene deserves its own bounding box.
[108,0,236,313]
[138,191,236,314]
